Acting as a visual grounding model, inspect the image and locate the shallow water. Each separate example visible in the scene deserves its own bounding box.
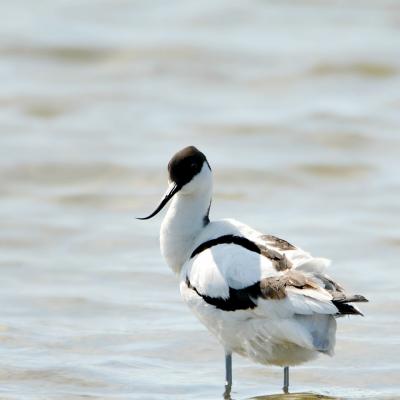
[0,1,400,399]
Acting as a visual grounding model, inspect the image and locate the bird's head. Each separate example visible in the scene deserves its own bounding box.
[137,146,212,220]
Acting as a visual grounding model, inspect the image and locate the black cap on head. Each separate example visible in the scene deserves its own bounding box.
[137,146,210,220]
[168,146,209,188]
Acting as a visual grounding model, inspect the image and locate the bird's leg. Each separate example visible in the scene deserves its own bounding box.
[283,366,289,394]
[223,351,232,399]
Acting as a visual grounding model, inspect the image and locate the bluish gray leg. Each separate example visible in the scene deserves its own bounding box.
[223,352,232,399]
[283,366,289,394]
[225,352,232,387]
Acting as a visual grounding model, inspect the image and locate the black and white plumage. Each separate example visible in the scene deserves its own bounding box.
[138,146,368,394]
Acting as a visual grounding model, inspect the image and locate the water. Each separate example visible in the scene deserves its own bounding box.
[0,1,399,399]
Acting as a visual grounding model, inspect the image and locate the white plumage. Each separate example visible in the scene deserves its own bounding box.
[138,146,367,394]
[180,219,337,364]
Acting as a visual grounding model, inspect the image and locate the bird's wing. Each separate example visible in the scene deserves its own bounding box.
[185,241,277,301]
[253,232,368,315]
[184,226,367,317]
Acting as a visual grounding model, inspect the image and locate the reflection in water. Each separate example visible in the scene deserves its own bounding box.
[249,392,338,400]
[224,384,232,400]
[223,382,339,400]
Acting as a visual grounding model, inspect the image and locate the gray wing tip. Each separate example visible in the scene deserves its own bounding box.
[351,294,369,303]
[334,294,369,303]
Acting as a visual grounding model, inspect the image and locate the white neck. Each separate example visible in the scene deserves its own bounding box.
[160,184,212,274]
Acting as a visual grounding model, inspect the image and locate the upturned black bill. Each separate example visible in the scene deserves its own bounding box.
[136,183,180,220]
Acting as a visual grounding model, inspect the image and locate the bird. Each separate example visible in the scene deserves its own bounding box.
[138,145,368,396]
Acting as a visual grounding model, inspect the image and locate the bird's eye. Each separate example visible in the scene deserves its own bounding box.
[190,162,197,169]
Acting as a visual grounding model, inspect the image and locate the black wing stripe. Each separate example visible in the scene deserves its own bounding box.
[186,277,368,314]
[190,234,291,271]
[186,277,260,311]
[191,234,261,259]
